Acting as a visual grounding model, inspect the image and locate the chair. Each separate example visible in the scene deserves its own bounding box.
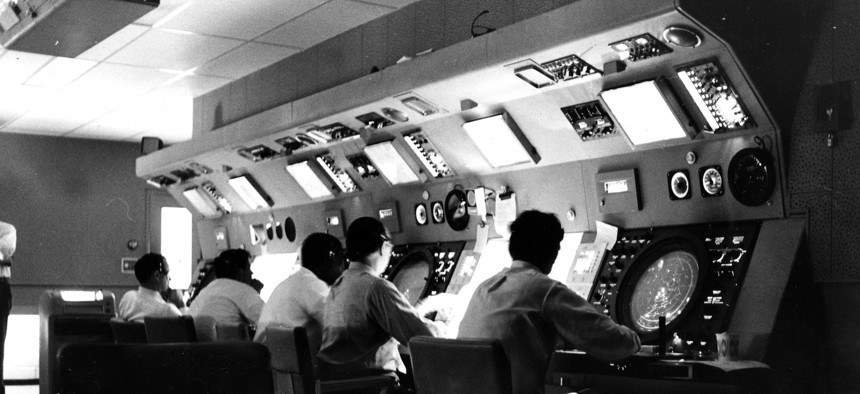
[109,318,147,343]
[409,336,512,394]
[266,325,396,394]
[143,315,197,343]
[216,322,252,342]
[56,342,273,394]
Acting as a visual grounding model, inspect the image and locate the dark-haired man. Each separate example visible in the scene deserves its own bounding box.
[118,253,185,322]
[458,210,640,394]
[255,233,346,355]
[189,249,264,341]
[317,217,444,383]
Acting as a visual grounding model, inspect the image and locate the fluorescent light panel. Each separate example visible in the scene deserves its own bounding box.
[364,141,420,185]
[286,161,334,199]
[514,65,556,88]
[183,187,221,217]
[462,113,539,168]
[599,80,690,146]
[228,175,273,209]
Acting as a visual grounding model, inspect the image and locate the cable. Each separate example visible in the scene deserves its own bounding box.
[471,10,496,38]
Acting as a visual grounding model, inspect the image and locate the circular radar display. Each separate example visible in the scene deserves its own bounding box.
[391,258,431,306]
[628,251,699,333]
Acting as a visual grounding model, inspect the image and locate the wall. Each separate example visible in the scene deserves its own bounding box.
[0,133,148,313]
[192,0,581,136]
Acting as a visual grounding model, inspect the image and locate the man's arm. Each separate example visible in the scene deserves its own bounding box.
[368,280,441,345]
[237,285,265,324]
[544,283,640,361]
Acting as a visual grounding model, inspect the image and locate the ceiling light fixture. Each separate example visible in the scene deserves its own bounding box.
[513,64,556,88]
[462,112,541,168]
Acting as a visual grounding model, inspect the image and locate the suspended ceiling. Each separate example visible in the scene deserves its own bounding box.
[0,0,416,144]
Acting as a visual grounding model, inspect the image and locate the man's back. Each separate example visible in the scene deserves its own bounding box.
[459,265,640,394]
[118,287,181,322]
[317,262,436,378]
[189,278,264,341]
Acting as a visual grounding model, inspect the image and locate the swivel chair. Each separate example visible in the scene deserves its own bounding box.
[409,336,512,394]
[143,315,197,343]
[109,318,147,344]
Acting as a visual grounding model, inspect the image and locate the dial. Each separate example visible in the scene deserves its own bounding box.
[699,166,724,197]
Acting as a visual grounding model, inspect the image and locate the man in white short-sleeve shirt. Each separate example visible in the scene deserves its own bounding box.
[118,253,184,322]
[189,249,264,342]
[255,233,346,356]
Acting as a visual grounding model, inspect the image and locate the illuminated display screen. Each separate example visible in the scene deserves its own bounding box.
[391,257,431,306]
[627,250,699,332]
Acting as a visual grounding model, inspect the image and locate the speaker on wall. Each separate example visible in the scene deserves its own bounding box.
[140,137,163,155]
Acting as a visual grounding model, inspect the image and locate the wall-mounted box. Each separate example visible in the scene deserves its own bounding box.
[596,169,641,214]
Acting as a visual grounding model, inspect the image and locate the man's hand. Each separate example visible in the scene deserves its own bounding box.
[250,278,264,294]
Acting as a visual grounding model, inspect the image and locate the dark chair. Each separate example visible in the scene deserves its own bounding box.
[266,325,396,394]
[56,342,273,394]
[409,336,512,394]
[109,318,147,344]
[216,322,252,342]
[143,315,197,343]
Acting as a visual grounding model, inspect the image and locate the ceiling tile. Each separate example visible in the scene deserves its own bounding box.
[360,0,421,7]
[105,29,244,71]
[24,57,98,88]
[197,42,300,79]
[0,51,53,86]
[67,63,177,96]
[157,0,327,40]
[134,0,191,26]
[6,90,127,133]
[256,0,394,48]
[159,73,233,98]
[77,24,151,61]
[0,85,55,125]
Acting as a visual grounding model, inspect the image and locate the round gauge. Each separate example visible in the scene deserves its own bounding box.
[668,170,690,200]
[700,166,724,197]
[728,148,775,206]
[431,201,445,224]
[415,203,428,226]
[445,190,469,231]
[627,250,699,332]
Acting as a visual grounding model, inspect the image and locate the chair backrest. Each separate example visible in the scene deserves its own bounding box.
[56,342,273,394]
[409,336,512,394]
[265,325,396,394]
[267,325,315,394]
[143,315,197,343]
[216,322,252,342]
[109,319,147,344]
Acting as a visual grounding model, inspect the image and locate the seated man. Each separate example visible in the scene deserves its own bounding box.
[254,232,346,356]
[458,210,641,394]
[189,249,264,342]
[317,217,444,382]
[118,253,185,322]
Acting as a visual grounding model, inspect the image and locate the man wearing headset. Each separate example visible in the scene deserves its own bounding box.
[118,253,185,322]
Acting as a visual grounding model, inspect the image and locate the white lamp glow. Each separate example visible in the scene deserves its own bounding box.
[182,187,221,218]
[462,113,540,168]
[286,161,334,199]
[229,175,273,209]
[364,141,420,185]
[599,80,692,146]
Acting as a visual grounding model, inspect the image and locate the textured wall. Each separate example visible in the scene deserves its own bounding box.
[0,133,145,312]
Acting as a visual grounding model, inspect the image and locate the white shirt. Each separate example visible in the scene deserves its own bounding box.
[188,278,264,342]
[254,266,329,353]
[118,287,183,322]
[0,221,16,278]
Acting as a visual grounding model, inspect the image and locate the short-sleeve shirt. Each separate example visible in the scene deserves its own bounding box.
[118,287,183,322]
[458,263,641,394]
[254,266,328,354]
[188,278,264,342]
[317,262,441,377]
